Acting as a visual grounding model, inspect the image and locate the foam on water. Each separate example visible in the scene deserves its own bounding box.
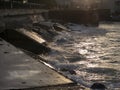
[40,22,120,89]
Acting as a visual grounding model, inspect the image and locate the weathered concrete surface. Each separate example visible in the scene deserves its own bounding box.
[16,28,45,44]
[0,29,50,54]
[0,38,73,90]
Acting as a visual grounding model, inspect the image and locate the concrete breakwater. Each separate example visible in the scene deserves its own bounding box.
[0,38,74,90]
[0,28,50,54]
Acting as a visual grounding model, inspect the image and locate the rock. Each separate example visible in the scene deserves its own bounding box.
[69,70,77,75]
[90,83,106,90]
[53,23,68,31]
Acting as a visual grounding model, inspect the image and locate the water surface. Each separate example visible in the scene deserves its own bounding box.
[40,22,120,89]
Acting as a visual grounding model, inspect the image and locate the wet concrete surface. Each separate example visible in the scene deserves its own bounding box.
[0,38,74,90]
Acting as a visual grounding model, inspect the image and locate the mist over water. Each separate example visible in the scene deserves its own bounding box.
[40,22,120,89]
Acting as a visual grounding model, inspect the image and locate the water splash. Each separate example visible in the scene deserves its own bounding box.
[40,22,120,89]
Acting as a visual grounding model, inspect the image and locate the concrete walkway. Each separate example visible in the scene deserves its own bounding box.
[0,38,73,90]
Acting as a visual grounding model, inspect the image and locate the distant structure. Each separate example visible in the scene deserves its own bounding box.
[55,0,120,14]
[114,0,120,14]
[0,0,31,9]
[0,0,51,9]
[0,0,120,15]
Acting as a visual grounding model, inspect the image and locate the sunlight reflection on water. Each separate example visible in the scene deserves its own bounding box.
[41,22,120,89]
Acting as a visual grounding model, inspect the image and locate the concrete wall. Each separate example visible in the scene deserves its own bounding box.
[97,0,115,13]
[49,9,99,25]
[97,0,120,14]
[114,0,120,14]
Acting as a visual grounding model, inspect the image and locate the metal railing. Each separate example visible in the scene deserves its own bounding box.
[0,1,45,9]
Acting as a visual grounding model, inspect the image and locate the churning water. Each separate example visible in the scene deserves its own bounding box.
[40,22,120,90]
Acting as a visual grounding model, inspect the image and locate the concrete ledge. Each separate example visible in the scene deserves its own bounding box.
[1,29,50,54]
[0,38,73,90]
